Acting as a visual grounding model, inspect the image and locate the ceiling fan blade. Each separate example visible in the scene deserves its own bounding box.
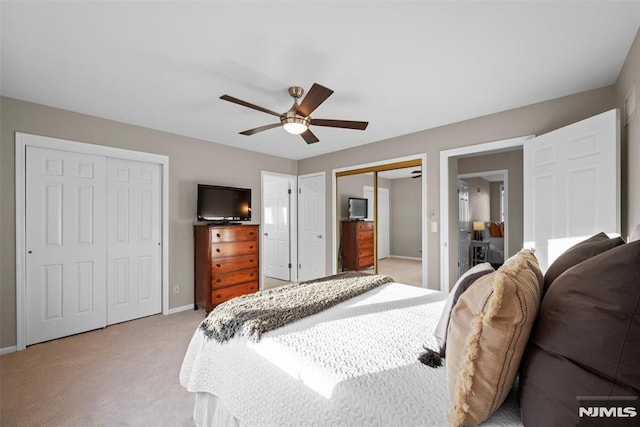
[297,83,334,117]
[300,129,319,144]
[220,95,281,117]
[239,123,282,136]
[411,170,421,174]
[411,174,422,178]
[311,118,369,130]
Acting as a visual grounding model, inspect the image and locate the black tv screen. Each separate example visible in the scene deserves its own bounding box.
[197,185,251,222]
[348,197,368,220]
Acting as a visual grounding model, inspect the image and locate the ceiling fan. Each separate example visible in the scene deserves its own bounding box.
[220,83,369,144]
[411,169,422,179]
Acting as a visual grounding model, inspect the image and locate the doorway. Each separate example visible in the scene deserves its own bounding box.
[332,154,427,288]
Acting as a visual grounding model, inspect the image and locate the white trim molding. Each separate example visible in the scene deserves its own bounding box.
[15,132,170,351]
[168,304,197,315]
[1,346,18,355]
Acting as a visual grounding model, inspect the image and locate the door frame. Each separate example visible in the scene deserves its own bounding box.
[332,153,427,287]
[15,132,170,351]
[439,135,532,293]
[260,171,298,285]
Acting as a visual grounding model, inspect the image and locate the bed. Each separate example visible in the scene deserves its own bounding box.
[180,234,639,426]
[180,281,523,426]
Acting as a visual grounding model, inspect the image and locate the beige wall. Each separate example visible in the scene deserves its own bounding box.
[616,29,640,238]
[299,86,618,289]
[389,177,422,258]
[0,97,297,348]
[464,177,491,222]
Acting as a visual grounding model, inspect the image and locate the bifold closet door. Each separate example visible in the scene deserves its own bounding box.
[106,158,162,324]
[25,146,108,345]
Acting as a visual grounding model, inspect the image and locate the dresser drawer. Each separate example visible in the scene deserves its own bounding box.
[357,221,373,231]
[211,254,258,272]
[212,281,258,305]
[210,226,258,243]
[212,267,258,289]
[211,241,258,258]
[357,230,373,240]
[359,247,374,257]
[357,236,373,250]
[358,255,374,269]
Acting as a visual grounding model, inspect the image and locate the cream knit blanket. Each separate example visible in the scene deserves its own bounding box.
[200,271,394,343]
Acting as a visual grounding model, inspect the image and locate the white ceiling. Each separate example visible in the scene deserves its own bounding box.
[2,1,639,160]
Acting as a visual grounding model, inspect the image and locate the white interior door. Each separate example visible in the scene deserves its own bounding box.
[363,186,390,259]
[26,146,107,345]
[298,173,325,281]
[107,158,162,324]
[524,109,620,271]
[263,174,291,281]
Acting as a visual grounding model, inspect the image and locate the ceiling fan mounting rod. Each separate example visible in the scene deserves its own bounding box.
[288,86,304,99]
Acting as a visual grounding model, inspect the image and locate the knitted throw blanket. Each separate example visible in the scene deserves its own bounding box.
[200,271,394,343]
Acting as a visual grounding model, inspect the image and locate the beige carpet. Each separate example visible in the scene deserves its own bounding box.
[376,257,422,287]
[0,310,204,427]
[266,257,423,290]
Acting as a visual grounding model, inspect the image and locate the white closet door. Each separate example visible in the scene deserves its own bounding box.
[107,158,162,324]
[298,173,325,281]
[26,146,107,345]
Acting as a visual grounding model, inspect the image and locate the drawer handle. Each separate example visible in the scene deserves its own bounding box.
[216,263,221,268]
[250,259,254,262]
[216,279,221,283]
[216,233,221,238]
[249,245,254,249]
[215,294,221,299]
[250,272,254,276]
[216,248,221,253]
[249,231,254,235]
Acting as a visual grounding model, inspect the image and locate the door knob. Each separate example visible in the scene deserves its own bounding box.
[264,232,269,236]
[317,234,323,239]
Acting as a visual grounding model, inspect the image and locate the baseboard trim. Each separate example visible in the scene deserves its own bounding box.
[167,304,195,315]
[1,345,17,355]
[389,255,422,261]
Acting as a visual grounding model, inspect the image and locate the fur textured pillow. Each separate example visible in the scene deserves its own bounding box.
[446,249,543,426]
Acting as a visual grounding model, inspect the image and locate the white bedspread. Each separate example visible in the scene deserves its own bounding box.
[180,283,523,426]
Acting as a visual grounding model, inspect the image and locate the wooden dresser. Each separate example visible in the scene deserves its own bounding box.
[194,224,259,313]
[341,220,374,271]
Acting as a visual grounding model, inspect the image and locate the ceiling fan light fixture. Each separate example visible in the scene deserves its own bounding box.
[281,113,310,135]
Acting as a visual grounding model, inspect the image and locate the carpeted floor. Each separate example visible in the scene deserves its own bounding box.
[0,310,204,427]
[2,259,423,426]
[264,257,423,290]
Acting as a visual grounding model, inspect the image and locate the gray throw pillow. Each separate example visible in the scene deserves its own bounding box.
[434,262,494,353]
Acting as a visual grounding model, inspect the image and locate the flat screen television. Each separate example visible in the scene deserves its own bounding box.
[348,197,368,220]
[197,184,251,222]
